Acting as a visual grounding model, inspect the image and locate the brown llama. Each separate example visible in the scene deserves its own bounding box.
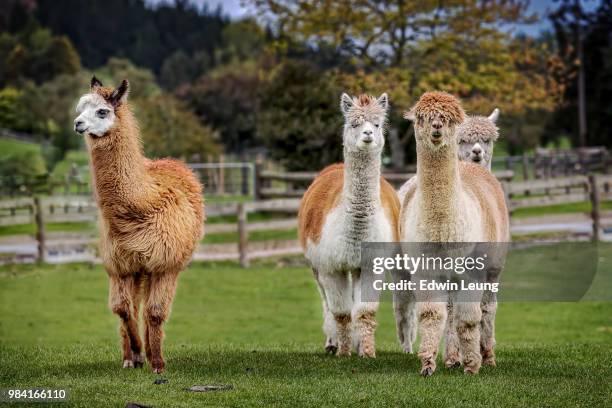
[74,76,204,373]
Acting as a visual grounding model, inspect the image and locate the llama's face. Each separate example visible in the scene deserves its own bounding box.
[405,91,466,153]
[74,77,129,138]
[74,93,117,137]
[413,112,457,151]
[456,109,500,169]
[340,93,388,153]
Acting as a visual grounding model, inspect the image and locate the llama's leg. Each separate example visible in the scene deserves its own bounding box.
[393,287,416,353]
[130,271,145,368]
[480,289,497,366]
[313,268,338,354]
[417,299,447,377]
[455,300,483,374]
[319,271,353,356]
[351,270,378,358]
[108,274,143,368]
[144,272,179,374]
[444,296,461,368]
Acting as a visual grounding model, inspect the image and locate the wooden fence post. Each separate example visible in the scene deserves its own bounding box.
[522,154,529,180]
[34,197,46,263]
[218,154,225,196]
[588,174,601,242]
[237,203,249,267]
[254,155,264,201]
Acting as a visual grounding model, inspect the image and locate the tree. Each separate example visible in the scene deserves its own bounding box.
[257,60,343,171]
[250,0,536,68]
[137,95,220,161]
[179,62,261,153]
[548,0,612,148]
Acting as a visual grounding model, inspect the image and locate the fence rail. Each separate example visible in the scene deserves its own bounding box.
[1,174,611,266]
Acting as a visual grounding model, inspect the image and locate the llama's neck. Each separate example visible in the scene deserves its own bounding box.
[88,109,151,207]
[341,146,381,243]
[416,142,463,226]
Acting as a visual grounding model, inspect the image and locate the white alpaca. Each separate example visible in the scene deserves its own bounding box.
[298,93,400,357]
[396,92,509,376]
[457,108,500,170]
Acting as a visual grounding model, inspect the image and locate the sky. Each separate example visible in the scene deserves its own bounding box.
[148,0,601,36]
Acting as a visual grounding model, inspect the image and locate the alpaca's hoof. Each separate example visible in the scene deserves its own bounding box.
[359,347,376,358]
[152,367,164,374]
[421,367,434,377]
[325,344,338,355]
[483,357,496,367]
[336,347,351,357]
[123,359,134,368]
[133,353,145,368]
[401,342,413,354]
[445,359,461,369]
[464,366,480,375]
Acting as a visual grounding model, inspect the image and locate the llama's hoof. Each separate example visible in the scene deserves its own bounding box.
[325,344,338,355]
[133,353,145,368]
[123,359,134,368]
[464,367,480,375]
[401,342,413,354]
[421,367,434,377]
[483,357,496,367]
[445,358,461,369]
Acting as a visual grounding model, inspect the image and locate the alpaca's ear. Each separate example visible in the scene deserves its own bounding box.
[377,93,389,111]
[340,93,354,115]
[488,108,500,124]
[90,75,103,90]
[109,79,129,107]
[403,109,416,121]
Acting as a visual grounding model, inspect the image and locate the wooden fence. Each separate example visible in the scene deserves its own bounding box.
[1,174,611,266]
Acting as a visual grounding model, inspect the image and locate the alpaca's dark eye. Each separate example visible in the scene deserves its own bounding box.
[352,123,360,128]
[96,109,109,118]
[374,123,380,128]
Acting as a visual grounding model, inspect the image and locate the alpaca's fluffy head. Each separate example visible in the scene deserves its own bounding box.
[74,76,129,139]
[457,108,500,169]
[341,93,389,153]
[405,91,465,151]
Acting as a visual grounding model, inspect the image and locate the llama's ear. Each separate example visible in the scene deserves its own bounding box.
[488,108,500,124]
[340,93,354,115]
[90,75,103,90]
[109,79,129,107]
[403,109,416,121]
[377,93,389,111]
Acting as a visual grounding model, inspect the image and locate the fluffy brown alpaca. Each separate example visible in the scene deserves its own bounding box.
[74,77,204,373]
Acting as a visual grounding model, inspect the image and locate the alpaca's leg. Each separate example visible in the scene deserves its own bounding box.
[319,271,353,356]
[480,289,497,366]
[130,271,145,368]
[144,272,179,374]
[351,270,378,358]
[444,296,461,368]
[108,274,143,368]
[455,300,483,374]
[313,268,337,354]
[417,299,447,376]
[393,289,417,354]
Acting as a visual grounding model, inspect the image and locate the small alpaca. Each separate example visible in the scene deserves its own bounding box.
[298,93,399,357]
[74,77,204,373]
[396,92,509,376]
[457,108,500,170]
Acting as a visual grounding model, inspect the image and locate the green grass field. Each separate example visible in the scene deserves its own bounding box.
[0,246,611,407]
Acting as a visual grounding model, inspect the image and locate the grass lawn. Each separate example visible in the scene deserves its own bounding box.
[0,221,96,237]
[0,138,42,158]
[0,245,611,407]
[512,200,612,218]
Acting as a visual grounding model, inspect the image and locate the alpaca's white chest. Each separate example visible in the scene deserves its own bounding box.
[401,193,483,242]
[305,204,394,272]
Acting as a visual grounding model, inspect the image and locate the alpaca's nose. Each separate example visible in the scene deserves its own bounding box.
[472,146,482,155]
[363,129,373,136]
[74,120,86,133]
[432,121,443,130]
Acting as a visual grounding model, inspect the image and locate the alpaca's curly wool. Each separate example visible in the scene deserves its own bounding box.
[457,116,499,144]
[406,91,465,125]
